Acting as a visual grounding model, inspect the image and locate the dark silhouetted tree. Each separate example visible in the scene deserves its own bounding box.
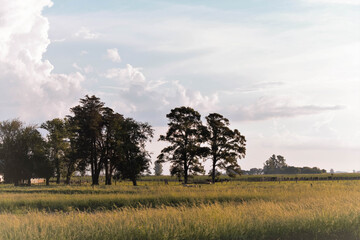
[157,107,207,184]
[0,120,51,185]
[41,118,68,184]
[204,113,246,183]
[115,118,153,186]
[69,95,105,185]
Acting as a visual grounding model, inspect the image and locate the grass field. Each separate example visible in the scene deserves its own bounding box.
[0,179,359,239]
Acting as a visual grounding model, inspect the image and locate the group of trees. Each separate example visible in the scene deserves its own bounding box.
[0,96,247,186]
[0,95,153,186]
[157,107,246,184]
[242,154,326,175]
[0,120,52,185]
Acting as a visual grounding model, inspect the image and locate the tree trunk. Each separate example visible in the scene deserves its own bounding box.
[92,174,99,185]
[65,175,70,185]
[27,178,31,186]
[56,158,61,184]
[105,160,112,185]
[184,162,188,184]
[212,158,216,184]
[131,178,137,186]
[56,167,60,184]
[105,160,109,185]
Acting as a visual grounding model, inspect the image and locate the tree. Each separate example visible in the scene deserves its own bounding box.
[263,154,287,174]
[154,161,163,176]
[41,118,68,184]
[249,168,263,175]
[158,107,206,184]
[0,120,51,185]
[204,113,246,183]
[100,109,124,185]
[69,95,105,185]
[114,118,153,186]
[62,118,84,185]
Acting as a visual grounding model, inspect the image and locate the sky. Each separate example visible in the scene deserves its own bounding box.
[0,0,359,173]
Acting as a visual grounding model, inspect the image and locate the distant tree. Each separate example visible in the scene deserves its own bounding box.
[41,118,68,184]
[208,169,221,181]
[114,118,153,186]
[154,161,163,176]
[263,154,287,174]
[158,107,207,184]
[204,113,246,183]
[330,168,334,174]
[249,168,263,175]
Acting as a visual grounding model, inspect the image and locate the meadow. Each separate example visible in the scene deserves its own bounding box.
[0,179,360,239]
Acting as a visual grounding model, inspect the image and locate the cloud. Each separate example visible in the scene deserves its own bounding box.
[74,27,99,40]
[0,0,85,122]
[228,97,345,121]
[106,48,122,63]
[72,62,93,73]
[101,64,218,124]
[105,64,146,84]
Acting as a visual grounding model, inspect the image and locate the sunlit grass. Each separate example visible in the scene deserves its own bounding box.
[0,181,359,239]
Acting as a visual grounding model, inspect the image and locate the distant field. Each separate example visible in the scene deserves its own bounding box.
[138,172,360,183]
[0,178,359,239]
[55,172,360,185]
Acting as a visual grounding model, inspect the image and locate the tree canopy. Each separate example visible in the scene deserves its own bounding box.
[204,113,246,183]
[157,107,207,184]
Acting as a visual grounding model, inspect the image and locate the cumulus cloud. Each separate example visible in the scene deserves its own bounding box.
[105,64,146,84]
[101,64,218,124]
[74,27,99,40]
[106,48,122,63]
[0,0,85,122]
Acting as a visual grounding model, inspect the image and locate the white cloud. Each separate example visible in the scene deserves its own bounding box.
[106,48,122,63]
[74,27,99,40]
[0,0,85,122]
[105,64,146,84]
[72,62,93,74]
[101,64,218,124]
[227,96,344,121]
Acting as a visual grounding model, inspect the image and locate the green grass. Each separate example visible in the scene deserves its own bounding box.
[0,180,359,239]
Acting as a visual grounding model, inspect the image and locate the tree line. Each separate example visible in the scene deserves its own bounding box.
[243,154,326,175]
[0,95,246,185]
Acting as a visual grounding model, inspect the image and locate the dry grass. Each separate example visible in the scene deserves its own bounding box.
[0,181,359,239]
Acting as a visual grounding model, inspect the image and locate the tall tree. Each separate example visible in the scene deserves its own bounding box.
[101,109,124,185]
[69,95,105,185]
[41,118,68,184]
[62,118,83,185]
[115,118,153,186]
[157,107,206,184]
[204,113,246,183]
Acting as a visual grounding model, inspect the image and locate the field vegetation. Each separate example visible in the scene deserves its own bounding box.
[0,179,359,239]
